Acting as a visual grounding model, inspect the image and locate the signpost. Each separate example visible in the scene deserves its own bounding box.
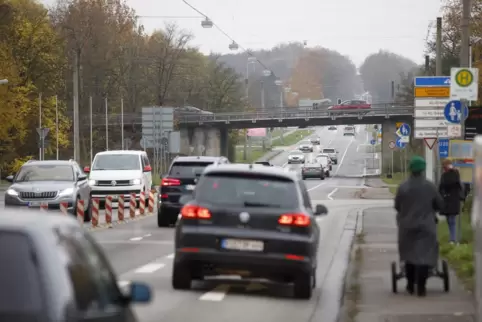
[443,100,469,139]
[388,140,396,178]
[414,75,452,182]
[450,67,479,101]
[438,138,449,158]
[370,139,376,145]
[395,123,410,143]
[36,127,49,160]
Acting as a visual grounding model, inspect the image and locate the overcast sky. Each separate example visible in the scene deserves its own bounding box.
[129,0,444,66]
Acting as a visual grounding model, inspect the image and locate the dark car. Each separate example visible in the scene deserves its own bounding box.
[0,209,151,322]
[171,164,328,299]
[4,160,92,221]
[254,161,272,166]
[158,156,229,227]
[301,162,325,180]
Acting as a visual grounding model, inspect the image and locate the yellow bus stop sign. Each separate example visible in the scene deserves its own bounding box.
[455,69,474,88]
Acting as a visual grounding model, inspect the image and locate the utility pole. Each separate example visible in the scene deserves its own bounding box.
[89,96,93,164]
[460,0,471,139]
[73,50,80,162]
[39,93,42,160]
[55,95,59,160]
[434,16,443,185]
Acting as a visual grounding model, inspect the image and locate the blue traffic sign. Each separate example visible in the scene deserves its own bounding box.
[396,137,406,149]
[370,139,376,145]
[414,76,451,87]
[444,100,469,124]
[438,138,449,158]
[399,123,411,136]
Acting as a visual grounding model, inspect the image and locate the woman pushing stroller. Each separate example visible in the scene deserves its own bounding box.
[394,156,444,296]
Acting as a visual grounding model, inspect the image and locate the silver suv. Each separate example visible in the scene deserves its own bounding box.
[4,160,91,221]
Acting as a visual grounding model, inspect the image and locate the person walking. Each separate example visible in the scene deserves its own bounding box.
[395,156,444,296]
[439,159,464,244]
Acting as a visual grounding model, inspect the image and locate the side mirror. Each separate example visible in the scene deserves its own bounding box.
[314,204,328,216]
[179,195,193,205]
[77,174,87,181]
[143,165,152,172]
[83,166,90,173]
[5,175,14,183]
[128,282,151,303]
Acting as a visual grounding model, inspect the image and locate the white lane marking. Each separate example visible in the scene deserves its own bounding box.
[130,237,143,241]
[327,188,338,200]
[134,263,165,274]
[199,284,230,301]
[166,253,175,259]
[307,181,328,192]
[334,138,354,176]
[144,234,152,238]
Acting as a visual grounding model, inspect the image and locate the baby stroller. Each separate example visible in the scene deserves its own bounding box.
[390,244,450,293]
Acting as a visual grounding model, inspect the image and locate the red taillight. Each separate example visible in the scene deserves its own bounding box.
[161,178,181,186]
[160,193,168,199]
[278,213,310,227]
[181,205,212,219]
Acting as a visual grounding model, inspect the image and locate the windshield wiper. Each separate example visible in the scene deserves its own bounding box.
[243,201,276,207]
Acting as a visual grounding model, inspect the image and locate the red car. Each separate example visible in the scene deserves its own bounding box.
[328,100,371,114]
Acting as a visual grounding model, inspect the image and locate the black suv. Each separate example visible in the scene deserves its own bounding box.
[158,156,229,227]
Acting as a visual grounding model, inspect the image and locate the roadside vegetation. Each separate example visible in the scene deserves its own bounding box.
[271,129,314,146]
[381,172,404,194]
[235,147,265,163]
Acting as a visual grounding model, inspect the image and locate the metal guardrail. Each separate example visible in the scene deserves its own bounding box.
[80,105,415,127]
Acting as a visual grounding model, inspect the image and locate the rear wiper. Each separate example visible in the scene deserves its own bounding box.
[243,201,276,207]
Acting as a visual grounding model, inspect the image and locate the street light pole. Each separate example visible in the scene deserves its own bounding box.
[460,0,471,140]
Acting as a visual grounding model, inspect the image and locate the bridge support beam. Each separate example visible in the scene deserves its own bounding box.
[381,121,398,174]
[179,127,222,157]
[220,129,229,158]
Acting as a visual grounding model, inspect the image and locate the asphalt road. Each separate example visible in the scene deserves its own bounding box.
[89,124,390,322]
[2,125,390,322]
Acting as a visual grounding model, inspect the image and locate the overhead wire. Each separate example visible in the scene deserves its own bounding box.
[181,0,277,78]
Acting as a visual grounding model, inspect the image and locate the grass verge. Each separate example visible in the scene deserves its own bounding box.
[235,147,265,163]
[271,129,314,146]
[381,172,404,194]
[438,196,474,291]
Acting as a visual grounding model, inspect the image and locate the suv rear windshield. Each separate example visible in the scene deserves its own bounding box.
[169,162,213,177]
[195,174,298,208]
[322,148,335,153]
[0,231,43,319]
[92,154,140,170]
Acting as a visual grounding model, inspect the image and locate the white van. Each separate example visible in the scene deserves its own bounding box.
[84,150,152,206]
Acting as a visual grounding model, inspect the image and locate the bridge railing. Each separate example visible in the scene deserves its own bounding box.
[178,105,415,123]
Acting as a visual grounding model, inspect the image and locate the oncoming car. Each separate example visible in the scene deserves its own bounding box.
[343,126,356,136]
[298,141,314,152]
[171,164,328,299]
[288,151,305,164]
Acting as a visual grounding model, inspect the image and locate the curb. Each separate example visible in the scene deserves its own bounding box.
[336,209,363,322]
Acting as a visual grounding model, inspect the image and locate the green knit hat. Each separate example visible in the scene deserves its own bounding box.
[409,156,426,173]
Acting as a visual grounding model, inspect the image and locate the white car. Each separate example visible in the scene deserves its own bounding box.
[315,154,332,176]
[298,141,314,152]
[321,148,338,164]
[84,150,153,207]
[288,151,305,164]
[343,126,356,136]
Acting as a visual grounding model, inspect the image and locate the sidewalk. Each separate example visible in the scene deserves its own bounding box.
[342,207,475,322]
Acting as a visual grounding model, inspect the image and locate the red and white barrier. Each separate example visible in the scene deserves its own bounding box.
[91,198,99,227]
[118,195,125,222]
[148,191,155,213]
[105,196,113,227]
[76,200,84,224]
[129,193,136,219]
[40,202,49,211]
[60,202,68,215]
[139,192,146,215]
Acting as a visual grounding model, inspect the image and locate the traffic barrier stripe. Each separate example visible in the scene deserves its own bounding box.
[139,192,146,215]
[76,200,84,224]
[118,195,125,222]
[148,191,155,213]
[105,196,113,225]
[129,193,136,219]
[91,198,99,227]
[60,202,68,215]
[40,202,49,211]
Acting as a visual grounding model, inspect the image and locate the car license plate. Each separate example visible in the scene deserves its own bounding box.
[221,239,264,251]
[185,185,195,190]
[27,201,41,207]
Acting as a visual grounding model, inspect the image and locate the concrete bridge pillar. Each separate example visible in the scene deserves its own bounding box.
[204,128,220,156]
[180,127,223,156]
[192,128,206,155]
[180,128,190,155]
[220,129,229,158]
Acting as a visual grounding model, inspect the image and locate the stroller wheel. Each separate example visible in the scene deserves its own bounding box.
[442,260,450,292]
[391,262,398,293]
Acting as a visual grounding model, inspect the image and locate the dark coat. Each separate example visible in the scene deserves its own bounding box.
[395,175,443,266]
[439,169,463,216]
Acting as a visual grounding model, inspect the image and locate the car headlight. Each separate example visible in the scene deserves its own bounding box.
[6,188,18,196]
[130,178,141,185]
[88,179,96,186]
[59,188,74,196]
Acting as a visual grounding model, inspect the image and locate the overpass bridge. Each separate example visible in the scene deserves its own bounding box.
[82,104,415,169]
